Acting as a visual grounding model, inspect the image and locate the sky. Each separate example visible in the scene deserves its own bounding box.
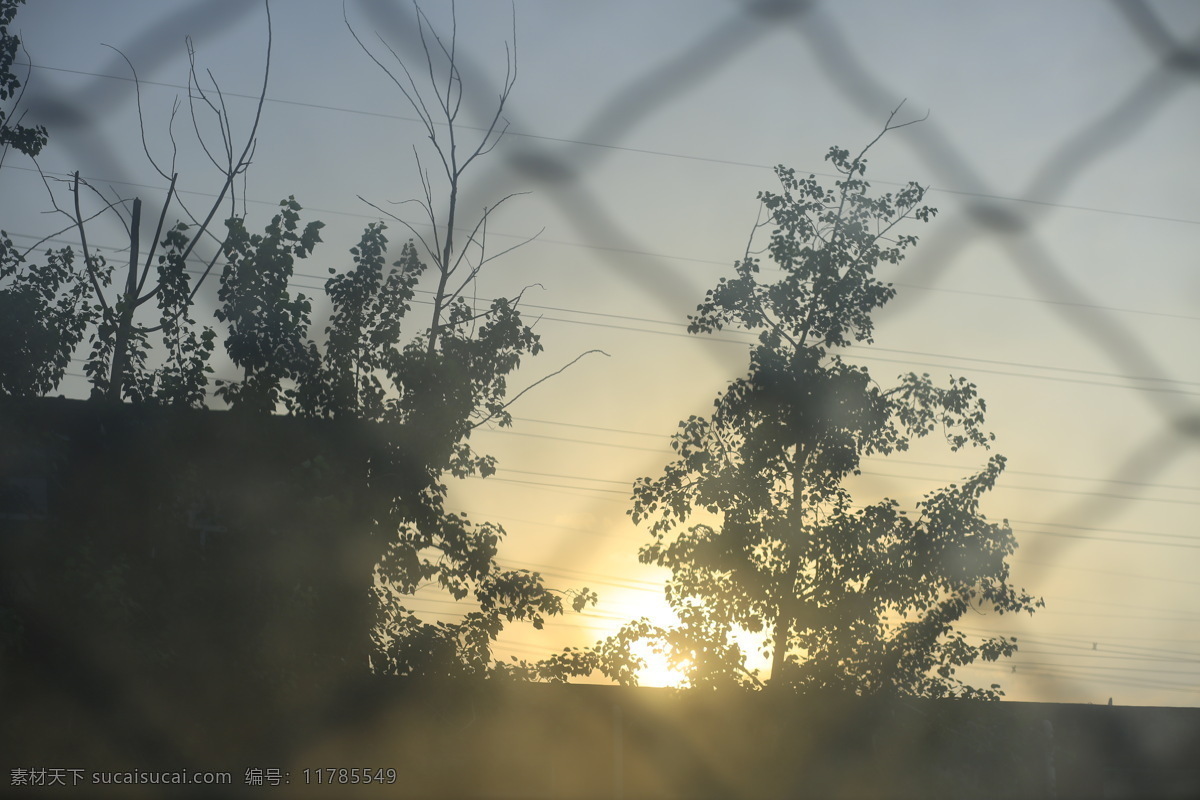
[4,0,1199,707]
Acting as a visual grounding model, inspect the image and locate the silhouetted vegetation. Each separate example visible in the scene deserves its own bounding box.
[0,0,594,690]
[6,6,1199,799]
[535,108,1042,696]
[0,0,46,160]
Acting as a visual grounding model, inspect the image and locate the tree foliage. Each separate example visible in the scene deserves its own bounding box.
[0,0,47,160]
[1,1,596,682]
[0,234,97,396]
[580,111,1041,697]
[206,193,594,677]
[0,0,76,396]
[214,198,324,415]
[7,0,273,406]
[342,2,601,677]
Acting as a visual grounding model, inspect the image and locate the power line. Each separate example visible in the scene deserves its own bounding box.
[54,372,1193,552]
[958,628,1200,660]
[469,506,1200,598]
[481,476,629,499]
[48,370,1200,551]
[401,590,1200,664]
[972,662,1200,695]
[491,467,1200,523]
[507,416,1200,492]
[860,469,1200,507]
[477,462,1200,537]
[1049,595,1200,621]
[1022,608,1200,623]
[56,351,1200,503]
[382,607,1200,694]
[872,459,1200,493]
[379,542,1200,689]
[509,415,664,439]
[474,427,1200,499]
[1009,518,1199,543]
[1013,559,1200,589]
[1010,660,1200,678]
[7,167,1200,329]
[396,594,1200,690]
[9,223,1200,398]
[474,468,1199,552]
[495,558,665,594]
[1014,526,1200,551]
[15,60,1200,230]
[477,428,668,455]
[498,467,630,486]
[1019,642,1200,665]
[1029,636,1200,659]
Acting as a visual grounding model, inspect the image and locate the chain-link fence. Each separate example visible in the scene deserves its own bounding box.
[3,0,1198,791]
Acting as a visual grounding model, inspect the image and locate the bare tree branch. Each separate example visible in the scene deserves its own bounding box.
[179,0,273,303]
[72,171,109,313]
[101,43,172,182]
[356,194,436,265]
[134,172,178,304]
[470,350,611,431]
[445,191,534,301]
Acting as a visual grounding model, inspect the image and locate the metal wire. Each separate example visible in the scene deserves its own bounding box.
[4,0,1198,786]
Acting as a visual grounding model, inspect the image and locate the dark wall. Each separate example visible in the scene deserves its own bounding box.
[1,398,418,771]
[3,399,1197,799]
[10,675,1196,800]
[257,682,1200,800]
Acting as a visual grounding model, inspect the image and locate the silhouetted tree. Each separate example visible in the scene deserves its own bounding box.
[70,7,273,404]
[0,0,46,161]
[557,109,1041,696]
[2,1,597,682]
[341,2,600,676]
[0,3,274,405]
[0,0,84,397]
[205,192,598,680]
[0,234,95,397]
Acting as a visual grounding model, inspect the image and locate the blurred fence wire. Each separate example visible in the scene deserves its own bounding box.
[4,0,1200,771]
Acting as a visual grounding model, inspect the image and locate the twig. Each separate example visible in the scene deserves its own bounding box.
[470,350,610,430]
[72,171,110,313]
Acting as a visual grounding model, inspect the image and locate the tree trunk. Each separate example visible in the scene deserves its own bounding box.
[106,197,142,401]
[769,603,791,686]
[769,439,808,688]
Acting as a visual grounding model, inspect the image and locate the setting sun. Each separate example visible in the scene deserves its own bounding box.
[632,641,691,688]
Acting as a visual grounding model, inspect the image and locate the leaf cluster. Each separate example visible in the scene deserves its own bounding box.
[0,0,48,159]
[0,233,97,396]
[202,197,582,679]
[610,120,1040,696]
[1,0,598,683]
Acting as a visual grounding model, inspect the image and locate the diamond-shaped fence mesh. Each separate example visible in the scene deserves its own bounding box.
[2,0,1198,790]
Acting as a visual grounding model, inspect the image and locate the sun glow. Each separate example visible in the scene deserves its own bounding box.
[632,641,691,688]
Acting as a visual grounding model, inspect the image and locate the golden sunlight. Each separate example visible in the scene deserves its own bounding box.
[631,641,691,688]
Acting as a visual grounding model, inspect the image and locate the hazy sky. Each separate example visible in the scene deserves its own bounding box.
[5,0,1199,706]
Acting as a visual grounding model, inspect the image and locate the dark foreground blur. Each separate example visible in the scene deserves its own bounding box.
[3,398,1198,799]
